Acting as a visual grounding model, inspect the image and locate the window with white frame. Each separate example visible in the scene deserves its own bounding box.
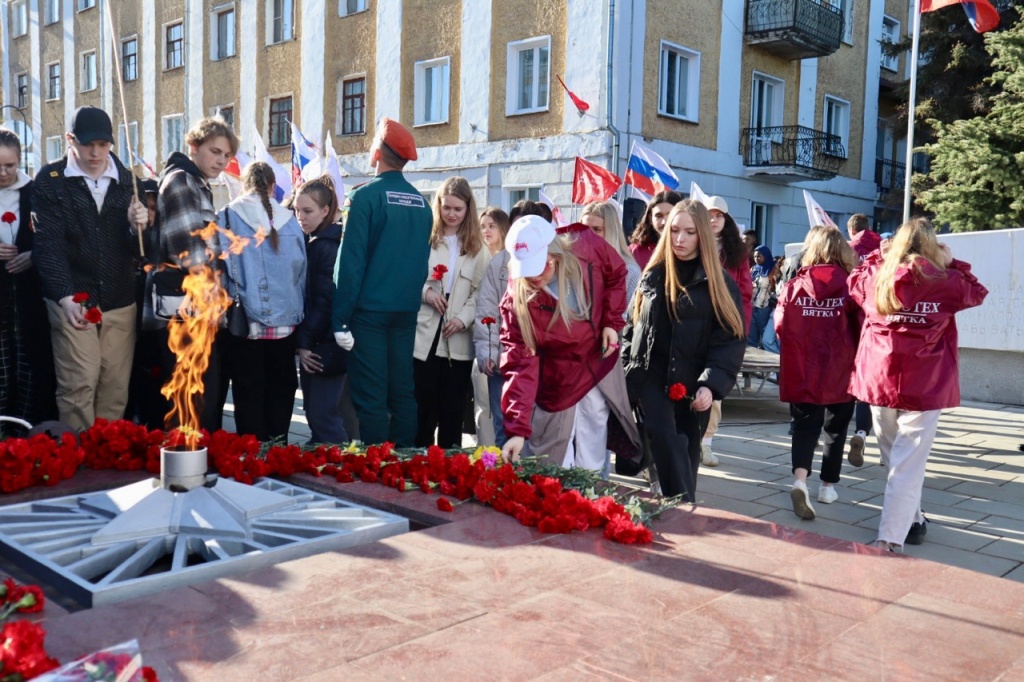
[212,5,236,60]
[506,186,540,209]
[823,95,850,158]
[44,0,60,25]
[15,74,29,109]
[506,36,550,116]
[339,77,366,135]
[47,63,62,101]
[830,0,855,44]
[46,136,64,162]
[268,96,292,147]
[268,0,294,44]
[750,72,784,161]
[414,57,450,126]
[880,16,900,72]
[117,122,139,163]
[340,0,367,16]
[12,0,28,37]
[122,38,138,81]
[163,115,185,160]
[658,41,700,123]
[750,202,775,251]
[165,22,184,70]
[77,0,95,10]
[80,51,97,92]
[216,105,235,128]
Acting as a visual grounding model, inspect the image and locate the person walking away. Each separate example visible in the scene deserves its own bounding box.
[845,213,881,461]
[294,176,348,444]
[32,106,141,431]
[472,206,511,446]
[849,218,987,551]
[775,226,862,520]
[622,200,746,500]
[628,191,683,271]
[331,118,433,446]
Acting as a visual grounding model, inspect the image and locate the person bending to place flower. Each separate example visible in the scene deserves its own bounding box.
[500,215,638,475]
[849,218,987,552]
[622,200,745,501]
[218,162,307,443]
[628,190,684,271]
[413,177,489,448]
[775,226,862,520]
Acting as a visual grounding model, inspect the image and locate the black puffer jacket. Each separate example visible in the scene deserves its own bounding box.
[295,222,343,349]
[622,260,746,402]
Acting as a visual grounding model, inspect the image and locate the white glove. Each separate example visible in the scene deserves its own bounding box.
[334,330,355,351]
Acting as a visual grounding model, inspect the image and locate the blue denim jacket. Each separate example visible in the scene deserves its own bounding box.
[218,202,306,328]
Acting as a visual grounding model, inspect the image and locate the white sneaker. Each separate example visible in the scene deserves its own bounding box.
[817,484,838,504]
[790,481,815,520]
[700,444,719,467]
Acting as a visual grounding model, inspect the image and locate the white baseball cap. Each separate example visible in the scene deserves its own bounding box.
[506,215,556,278]
[703,196,730,215]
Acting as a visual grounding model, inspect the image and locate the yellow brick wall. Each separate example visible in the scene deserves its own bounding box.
[401,0,460,149]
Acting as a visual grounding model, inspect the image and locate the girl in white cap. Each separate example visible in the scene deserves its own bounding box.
[499,216,638,472]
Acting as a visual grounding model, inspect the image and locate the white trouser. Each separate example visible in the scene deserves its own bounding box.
[703,400,722,441]
[562,384,610,472]
[871,406,941,545]
[470,362,495,446]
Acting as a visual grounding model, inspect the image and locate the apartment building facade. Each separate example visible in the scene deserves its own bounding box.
[1,0,912,251]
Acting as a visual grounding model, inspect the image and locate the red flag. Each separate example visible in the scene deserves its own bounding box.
[556,75,590,114]
[572,157,622,205]
[921,0,999,33]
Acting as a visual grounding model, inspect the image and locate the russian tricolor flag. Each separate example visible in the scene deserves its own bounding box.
[921,0,999,33]
[290,122,321,188]
[624,140,680,196]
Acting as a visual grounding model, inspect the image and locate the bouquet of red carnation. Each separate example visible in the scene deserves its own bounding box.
[431,264,448,281]
[71,291,103,324]
[668,383,689,401]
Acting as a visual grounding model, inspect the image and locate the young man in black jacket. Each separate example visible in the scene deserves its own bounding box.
[31,106,142,431]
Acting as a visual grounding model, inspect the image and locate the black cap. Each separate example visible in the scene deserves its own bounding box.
[70,106,114,145]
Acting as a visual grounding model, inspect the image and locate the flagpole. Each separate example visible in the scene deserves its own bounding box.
[902,0,923,224]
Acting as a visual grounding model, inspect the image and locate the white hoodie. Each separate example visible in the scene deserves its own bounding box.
[0,170,31,245]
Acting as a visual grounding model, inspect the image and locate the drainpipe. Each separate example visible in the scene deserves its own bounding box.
[606,0,621,177]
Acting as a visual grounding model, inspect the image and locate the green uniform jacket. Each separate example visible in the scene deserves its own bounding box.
[332,170,433,329]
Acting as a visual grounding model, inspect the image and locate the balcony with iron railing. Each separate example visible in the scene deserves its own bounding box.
[741,126,846,181]
[745,0,844,60]
[875,158,906,197]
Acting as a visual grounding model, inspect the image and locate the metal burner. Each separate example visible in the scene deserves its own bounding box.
[0,477,408,607]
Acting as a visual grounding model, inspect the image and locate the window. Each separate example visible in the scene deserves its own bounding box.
[166,22,184,70]
[750,72,784,160]
[268,96,292,147]
[163,115,185,159]
[658,41,700,123]
[507,187,540,209]
[122,38,138,81]
[77,0,95,10]
[44,0,60,25]
[414,57,450,126]
[46,136,64,162]
[269,0,293,44]
[830,0,854,44]
[823,95,850,158]
[881,16,900,72]
[213,6,236,60]
[47,63,62,101]
[340,0,367,15]
[118,122,139,163]
[80,51,97,92]
[339,78,366,135]
[218,106,235,128]
[12,1,28,37]
[506,36,550,115]
[15,74,29,109]
[750,203,775,251]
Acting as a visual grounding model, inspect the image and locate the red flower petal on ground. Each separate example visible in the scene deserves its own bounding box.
[668,383,687,401]
[436,498,454,512]
[84,307,103,324]
[72,292,90,303]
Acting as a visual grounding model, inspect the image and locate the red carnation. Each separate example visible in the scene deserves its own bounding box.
[72,292,90,304]
[481,316,497,326]
[84,307,103,324]
[431,264,448,281]
[436,497,454,512]
[1,211,15,225]
[668,383,687,401]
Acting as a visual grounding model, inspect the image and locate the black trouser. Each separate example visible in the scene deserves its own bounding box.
[413,321,473,447]
[790,400,855,484]
[854,401,873,434]
[153,328,227,432]
[223,333,298,442]
[641,377,708,502]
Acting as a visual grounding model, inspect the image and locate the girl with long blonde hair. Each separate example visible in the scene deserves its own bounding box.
[622,200,746,500]
[849,218,988,551]
[582,201,641,319]
[413,176,489,447]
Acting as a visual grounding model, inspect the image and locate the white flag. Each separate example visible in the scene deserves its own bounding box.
[689,181,710,205]
[538,190,569,227]
[802,190,838,230]
[251,124,292,202]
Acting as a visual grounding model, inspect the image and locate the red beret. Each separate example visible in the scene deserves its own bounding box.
[376,117,418,161]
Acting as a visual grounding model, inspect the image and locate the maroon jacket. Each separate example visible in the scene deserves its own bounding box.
[500,226,627,439]
[849,230,882,262]
[629,242,655,271]
[848,252,988,411]
[723,259,753,334]
[775,264,861,405]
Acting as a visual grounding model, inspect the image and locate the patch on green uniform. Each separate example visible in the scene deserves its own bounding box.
[385,191,426,208]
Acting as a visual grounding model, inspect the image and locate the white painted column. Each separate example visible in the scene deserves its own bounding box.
[374,0,402,122]
[63,0,75,126]
[186,0,204,125]
[100,0,112,113]
[563,0,604,135]
[458,0,491,143]
[300,0,325,143]
[798,58,818,129]
[239,0,257,152]
[716,0,744,156]
[0,3,9,107]
[28,0,42,169]
[141,0,156,162]
[860,0,884,183]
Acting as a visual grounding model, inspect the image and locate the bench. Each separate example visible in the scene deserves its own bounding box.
[731,347,780,399]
